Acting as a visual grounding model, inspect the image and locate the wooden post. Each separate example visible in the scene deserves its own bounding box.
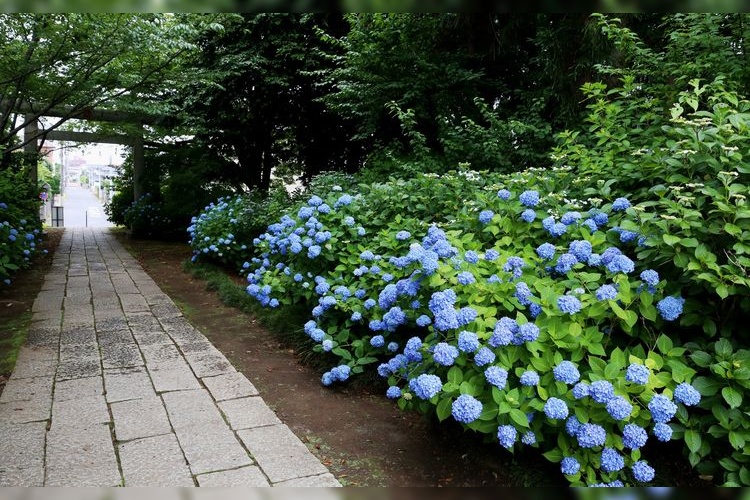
[24,114,38,186]
[133,123,144,202]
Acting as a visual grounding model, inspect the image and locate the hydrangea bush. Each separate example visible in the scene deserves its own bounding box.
[188,196,251,268]
[0,169,44,285]
[231,169,702,486]
[123,193,171,238]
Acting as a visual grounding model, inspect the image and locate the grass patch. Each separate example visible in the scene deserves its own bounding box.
[0,310,31,375]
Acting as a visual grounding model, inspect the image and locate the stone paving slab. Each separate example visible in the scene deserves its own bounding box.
[103,367,156,403]
[0,422,46,486]
[0,227,338,488]
[111,396,172,442]
[0,398,51,424]
[118,433,194,486]
[237,424,331,484]
[218,396,281,430]
[54,375,104,402]
[203,372,259,401]
[45,423,121,486]
[0,375,53,403]
[196,465,270,487]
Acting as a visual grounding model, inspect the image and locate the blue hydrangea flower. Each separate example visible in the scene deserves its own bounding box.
[457,305,478,326]
[351,311,362,321]
[343,216,355,226]
[386,386,401,399]
[554,253,578,273]
[600,447,625,473]
[321,371,334,386]
[514,281,532,305]
[536,243,556,260]
[416,315,432,327]
[529,303,542,318]
[553,361,580,385]
[543,397,568,420]
[519,190,540,207]
[565,416,581,437]
[331,365,351,381]
[612,197,631,211]
[625,364,650,385]
[474,347,496,367]
[568,240,592,262]
[308,245,322,258]
[520,370,539,386]
[649,394,678,423]
[549,222,567,237]
[396,230,411,241]
[307,195,323,207]
[631,460,655,482]
[404,336,423,362]
[674,383,701,406]
[622,423,648,450]
[653,422,673,442]
[606,396,633,421]
[409,374,443,400]
[619,229,638,243]
[464,250,479,264]
[640,269,660,287]
[379,284,399,309]
[457,271,476,285]
[497,425,517,449]
[479,210,494,224]
[561,211,581,225]
[457,331,479,353]
[518,323,539,342]
[383,306,406,330]
[335,193,353,207]
[589,380,615,403]
[484,366,508,389]
[560,457,580,475]
[387,342,399,352]
[657,296,684,321]
[576,423,606,448]
[369,319,385,331]
[497,189,511,200]
[483,249,499,262]
[606,254,635,274]
[370,335,385,348]
[557,295,581,315]
[521,209,536,223]
[595,284,618,301]
[451,394,483,424]
[322,339,333,351]
[521,431,537,445]
[432,342,459,366]
[582,219,598,232]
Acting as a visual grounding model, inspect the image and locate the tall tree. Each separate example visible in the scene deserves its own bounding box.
[175,13,356,192]
[0,14,194,161]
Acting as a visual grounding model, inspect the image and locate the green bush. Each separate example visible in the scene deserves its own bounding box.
[0,168,44,285]
[195,168,703,486]
[550,74,750,484]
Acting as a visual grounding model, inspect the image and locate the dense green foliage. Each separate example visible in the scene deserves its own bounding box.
[182,13,750,487]
[0,166,44,285]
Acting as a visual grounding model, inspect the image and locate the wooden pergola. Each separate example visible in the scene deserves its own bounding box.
[7,100,173,202]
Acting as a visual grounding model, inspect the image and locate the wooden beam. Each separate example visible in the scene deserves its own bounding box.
[45,129,133,145]
[1,99,173,126]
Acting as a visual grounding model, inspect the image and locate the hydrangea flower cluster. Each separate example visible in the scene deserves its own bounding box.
[211,173,697,487]
[0,206,43,286]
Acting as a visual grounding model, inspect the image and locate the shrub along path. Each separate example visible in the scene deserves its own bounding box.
[0,227,339,487]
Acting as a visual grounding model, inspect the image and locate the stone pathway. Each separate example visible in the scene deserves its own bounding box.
[0,227,340,487]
